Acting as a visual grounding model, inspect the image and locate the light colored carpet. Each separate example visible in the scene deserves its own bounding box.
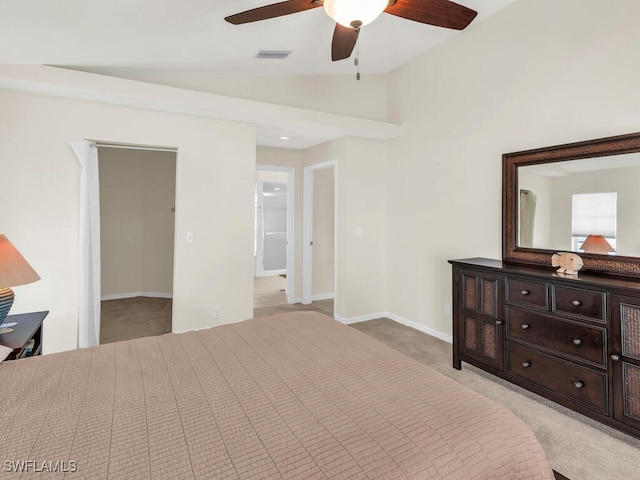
[350,318,640,480]
[100,296,172,344]
[254,275,287,307]
[254,298,334,317]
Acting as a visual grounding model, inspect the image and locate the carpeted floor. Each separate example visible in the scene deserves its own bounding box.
[100,296,172,344]
[254,276,287,307]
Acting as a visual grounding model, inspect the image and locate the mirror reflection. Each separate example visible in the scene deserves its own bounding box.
[517,152,640,257]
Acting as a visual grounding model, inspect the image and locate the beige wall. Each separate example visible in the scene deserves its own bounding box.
[76,70,389,123]
[518,171,552,250]
[304,137,388,319]
[99,147,176,297]
[386,0,640,336]
[311,166,335,296]
[548,168,640,256]
[0,90,255,354]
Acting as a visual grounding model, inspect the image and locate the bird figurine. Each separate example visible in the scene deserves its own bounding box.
[551,252,584,275]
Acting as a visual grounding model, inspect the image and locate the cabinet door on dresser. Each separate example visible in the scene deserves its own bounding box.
[611,295,640,431]
[457,270,504,371]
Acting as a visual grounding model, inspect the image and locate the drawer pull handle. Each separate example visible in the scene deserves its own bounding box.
[521,323,530,330]
[571,300,582,306]
[572,338,582,346]
[574,381,584,389]
[495,320,503,325]
[522,361,531,368]
[520,290,530,295]
[611,354,620,361]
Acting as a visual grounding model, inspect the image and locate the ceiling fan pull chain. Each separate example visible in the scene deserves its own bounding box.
[355,36,361,80]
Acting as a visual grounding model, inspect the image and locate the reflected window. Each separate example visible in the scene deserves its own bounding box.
[571,192,617,253]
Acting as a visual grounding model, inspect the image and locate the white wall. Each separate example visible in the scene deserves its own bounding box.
[99,147,176,298]
[0,90,255,354]
[304,137,388,319]
[386,0,640,336]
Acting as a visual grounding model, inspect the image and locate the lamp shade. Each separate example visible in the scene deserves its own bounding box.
[0,234,40,288]
[580,234,615,254]
[323,0,388,28]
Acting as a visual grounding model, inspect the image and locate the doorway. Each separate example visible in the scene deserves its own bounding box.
[254,166,295,308]
[98,145,177,344]
[303,161,336,317]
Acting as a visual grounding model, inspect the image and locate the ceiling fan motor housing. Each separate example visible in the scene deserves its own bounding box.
[323,0,389,28]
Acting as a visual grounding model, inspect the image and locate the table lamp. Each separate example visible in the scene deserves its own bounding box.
[580,234,615,254]
[0,234,41,326]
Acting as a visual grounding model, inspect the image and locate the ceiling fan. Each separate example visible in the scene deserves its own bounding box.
[225,0,478,62]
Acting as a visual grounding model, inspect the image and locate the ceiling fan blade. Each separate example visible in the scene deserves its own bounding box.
[331,24,359,61]
[385,0,477,30]
[225,0,322,25]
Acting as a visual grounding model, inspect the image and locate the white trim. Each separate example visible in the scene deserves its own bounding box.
[384,312,453,344]
[335,311,453,344]
[101,292,173,301]
[311,292,335,302]
[335,312,386,325]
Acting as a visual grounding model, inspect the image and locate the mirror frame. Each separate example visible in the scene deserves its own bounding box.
[503,131,640,278]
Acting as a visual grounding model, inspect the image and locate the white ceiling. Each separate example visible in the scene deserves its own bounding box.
[1,0,517,76]
[0,0,516,149]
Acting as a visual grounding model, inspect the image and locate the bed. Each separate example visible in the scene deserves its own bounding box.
[0,312,554,479]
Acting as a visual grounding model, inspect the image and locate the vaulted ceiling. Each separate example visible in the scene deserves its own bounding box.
[2,0,516,76]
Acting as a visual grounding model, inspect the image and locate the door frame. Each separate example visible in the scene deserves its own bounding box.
[256,164,295,304]
[302,160,337,317]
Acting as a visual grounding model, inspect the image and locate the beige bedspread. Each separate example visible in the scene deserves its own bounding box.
[0,312,554,479]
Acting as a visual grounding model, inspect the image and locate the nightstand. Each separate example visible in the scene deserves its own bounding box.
[0,311,48,361]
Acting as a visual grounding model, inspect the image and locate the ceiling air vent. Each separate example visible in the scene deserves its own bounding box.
[257,50,292,59]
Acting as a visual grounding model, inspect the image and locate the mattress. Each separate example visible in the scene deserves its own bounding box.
[0,312,554,479]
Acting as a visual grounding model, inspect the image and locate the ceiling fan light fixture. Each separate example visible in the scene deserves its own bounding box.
[323,0,388,28]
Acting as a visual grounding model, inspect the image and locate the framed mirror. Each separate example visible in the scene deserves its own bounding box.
[503,131,640,278]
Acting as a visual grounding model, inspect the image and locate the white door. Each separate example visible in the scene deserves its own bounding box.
[303,161,337,312]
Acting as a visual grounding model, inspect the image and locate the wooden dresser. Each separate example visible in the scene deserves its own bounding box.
[449,258,640,439]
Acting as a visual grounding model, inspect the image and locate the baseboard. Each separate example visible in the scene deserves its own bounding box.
[101,292,173,301]
[311,292,334,301]
[336,311,453,344]
[384,312,452,344]
[335,312,387,325]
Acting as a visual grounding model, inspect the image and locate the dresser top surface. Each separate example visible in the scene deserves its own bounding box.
[449,257,640,293]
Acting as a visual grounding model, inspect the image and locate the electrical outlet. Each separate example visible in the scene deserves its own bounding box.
[214,306,222,319]
[444,304,452,316]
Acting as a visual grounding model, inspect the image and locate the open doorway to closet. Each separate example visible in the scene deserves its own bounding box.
[303,161,336,317]
[98,145,177,344]
[254,166,295,308]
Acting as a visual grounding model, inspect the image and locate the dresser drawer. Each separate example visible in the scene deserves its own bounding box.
[507,342,608,413]
[507,307,606,366]
[506,278,548,308]
[553,285,605,323]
